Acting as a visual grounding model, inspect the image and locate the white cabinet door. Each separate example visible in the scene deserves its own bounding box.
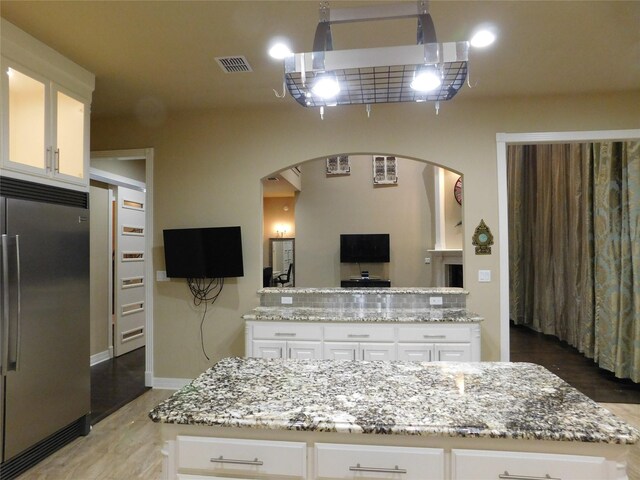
[323,342,358,360]
[316,443,445,480]
[177,436,306,478]
[288,341,322,359]
[435,343,472,362]
[253,340,286,359]
[1,58,90,188]
[397,344,434,362]
[452,449,608,480]
[361,343,396,361]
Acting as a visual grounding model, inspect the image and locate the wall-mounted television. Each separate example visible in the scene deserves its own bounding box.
[340,234,390,263]
[163,226,244,278]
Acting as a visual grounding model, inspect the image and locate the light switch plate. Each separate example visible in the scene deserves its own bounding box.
[478,270,491,282]
[281,296,293,305]
[429,296,443,305]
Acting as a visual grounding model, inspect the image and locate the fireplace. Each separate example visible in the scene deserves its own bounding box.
[428,249,463,287]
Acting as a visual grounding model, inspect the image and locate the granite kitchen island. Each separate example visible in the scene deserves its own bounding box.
[150,357,638,480]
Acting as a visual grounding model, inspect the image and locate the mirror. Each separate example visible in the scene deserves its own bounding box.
[269,238,295,287]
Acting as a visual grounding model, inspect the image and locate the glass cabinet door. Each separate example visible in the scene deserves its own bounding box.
[55,89,85,179]
[7,66,47,171]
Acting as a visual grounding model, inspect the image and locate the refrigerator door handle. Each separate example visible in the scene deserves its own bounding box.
[1,233,9,375]
[14,234,21,371]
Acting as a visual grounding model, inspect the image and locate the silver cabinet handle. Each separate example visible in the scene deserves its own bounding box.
[54,148,60,173]
[499,472,560,480]
[13,235,21,371]
[274,332,296,337]
[1,234,9,375]
[349,463,406,474]
[347,334,370,338]
[423,334,446,339]
[210,455,263,466]
[46,146,53,171]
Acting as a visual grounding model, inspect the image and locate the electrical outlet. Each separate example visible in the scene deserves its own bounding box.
[429,296,443,305]
[281,296,293,305]
[424,257,431,264]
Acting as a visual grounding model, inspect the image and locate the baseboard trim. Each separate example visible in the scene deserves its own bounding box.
[153,377,191,390]
[90,349,111,366]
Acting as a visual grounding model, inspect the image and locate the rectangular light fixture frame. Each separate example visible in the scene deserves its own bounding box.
[284,41,469,107]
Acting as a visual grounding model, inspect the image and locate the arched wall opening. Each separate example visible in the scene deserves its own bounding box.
[261,153,464,289]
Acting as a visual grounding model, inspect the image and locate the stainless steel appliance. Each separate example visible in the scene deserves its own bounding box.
[0,177,90,480]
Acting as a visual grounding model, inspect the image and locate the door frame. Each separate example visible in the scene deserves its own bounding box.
[90,148,154,387]
[495,129,640,362]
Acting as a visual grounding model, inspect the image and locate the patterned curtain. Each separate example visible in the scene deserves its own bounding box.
[508,141,640,382]
[592,141,640,381]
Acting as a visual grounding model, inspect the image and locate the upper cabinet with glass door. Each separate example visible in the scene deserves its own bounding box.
[1,19,94,191]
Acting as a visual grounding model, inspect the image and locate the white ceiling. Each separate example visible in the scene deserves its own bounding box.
[1,1,638,120]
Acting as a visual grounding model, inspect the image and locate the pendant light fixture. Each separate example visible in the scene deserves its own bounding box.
[282,1,470,115]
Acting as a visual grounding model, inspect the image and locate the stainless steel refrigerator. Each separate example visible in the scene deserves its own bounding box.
[0,177,91,480]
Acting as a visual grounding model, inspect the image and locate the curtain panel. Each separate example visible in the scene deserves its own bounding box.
[508,141,639,382]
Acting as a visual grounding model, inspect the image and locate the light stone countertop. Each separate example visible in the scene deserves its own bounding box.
[242,306,483,323]
[149,357,639,444]
[258,287,469,295]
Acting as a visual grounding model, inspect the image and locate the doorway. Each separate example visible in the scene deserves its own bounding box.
[89,148,154,422]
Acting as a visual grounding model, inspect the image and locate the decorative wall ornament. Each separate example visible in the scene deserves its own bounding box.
[372,156,398,185]
[326,155,350,175]
[454,176,463,205]
[472,219,494,255]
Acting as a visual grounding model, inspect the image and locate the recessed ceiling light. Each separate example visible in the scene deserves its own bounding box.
[312,75,340,99]
[470,29,496,48]
[410,67,442,92]
[268,42,293,59]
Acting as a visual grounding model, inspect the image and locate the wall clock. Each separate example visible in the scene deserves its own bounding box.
[454,176,462,205]
[472,219,494,255]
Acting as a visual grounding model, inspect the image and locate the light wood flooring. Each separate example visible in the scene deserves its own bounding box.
[15,390,640,480]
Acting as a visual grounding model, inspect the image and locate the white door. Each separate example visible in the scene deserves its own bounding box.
[323,342,358,360]
[435,343,472,362]
[114,186,146,356]
[397,344,434,362]
[361,343,396,361]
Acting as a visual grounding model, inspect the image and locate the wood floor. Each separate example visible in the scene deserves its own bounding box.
[15,388,640,480]
[510,323,640,403]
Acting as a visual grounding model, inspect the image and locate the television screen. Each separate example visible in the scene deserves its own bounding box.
[340,234,390,263]
[163,226,244,278]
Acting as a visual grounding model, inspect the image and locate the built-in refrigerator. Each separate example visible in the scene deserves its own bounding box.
[0,177,91,480]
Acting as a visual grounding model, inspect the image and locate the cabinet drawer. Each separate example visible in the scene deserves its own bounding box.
[452,449,607,480]
[251,322,322,340]
[316,443,444,480]
[397,325,471,343]
[324,324,394,342]
[176,436,306,477]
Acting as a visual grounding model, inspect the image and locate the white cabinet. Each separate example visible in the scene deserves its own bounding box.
[323,324,396,361]
[176,436,306,478]
[451,449,608,480]
[396,324,480,362]
[246,321,481,362]
[315,443,445,480]
[323,342,396,361]
[1,20,94,190]
[249,323,322,359]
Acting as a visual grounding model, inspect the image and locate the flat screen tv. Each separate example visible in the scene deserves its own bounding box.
[340,234,390,263]
[163,226,244,278]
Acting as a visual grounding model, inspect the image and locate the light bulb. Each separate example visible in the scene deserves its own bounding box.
[312,75,340,99]
[268,43,293,59]
[470,30,496,48]
[410,68,441,92]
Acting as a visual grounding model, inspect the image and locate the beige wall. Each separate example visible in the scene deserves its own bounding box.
[89,181,110,357]
[262,196,296,268]
[295,156,435,287]
[91,91,640,379]
[91,157,146,183]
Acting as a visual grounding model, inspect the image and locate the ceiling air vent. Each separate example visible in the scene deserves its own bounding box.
[215,56,252,73]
